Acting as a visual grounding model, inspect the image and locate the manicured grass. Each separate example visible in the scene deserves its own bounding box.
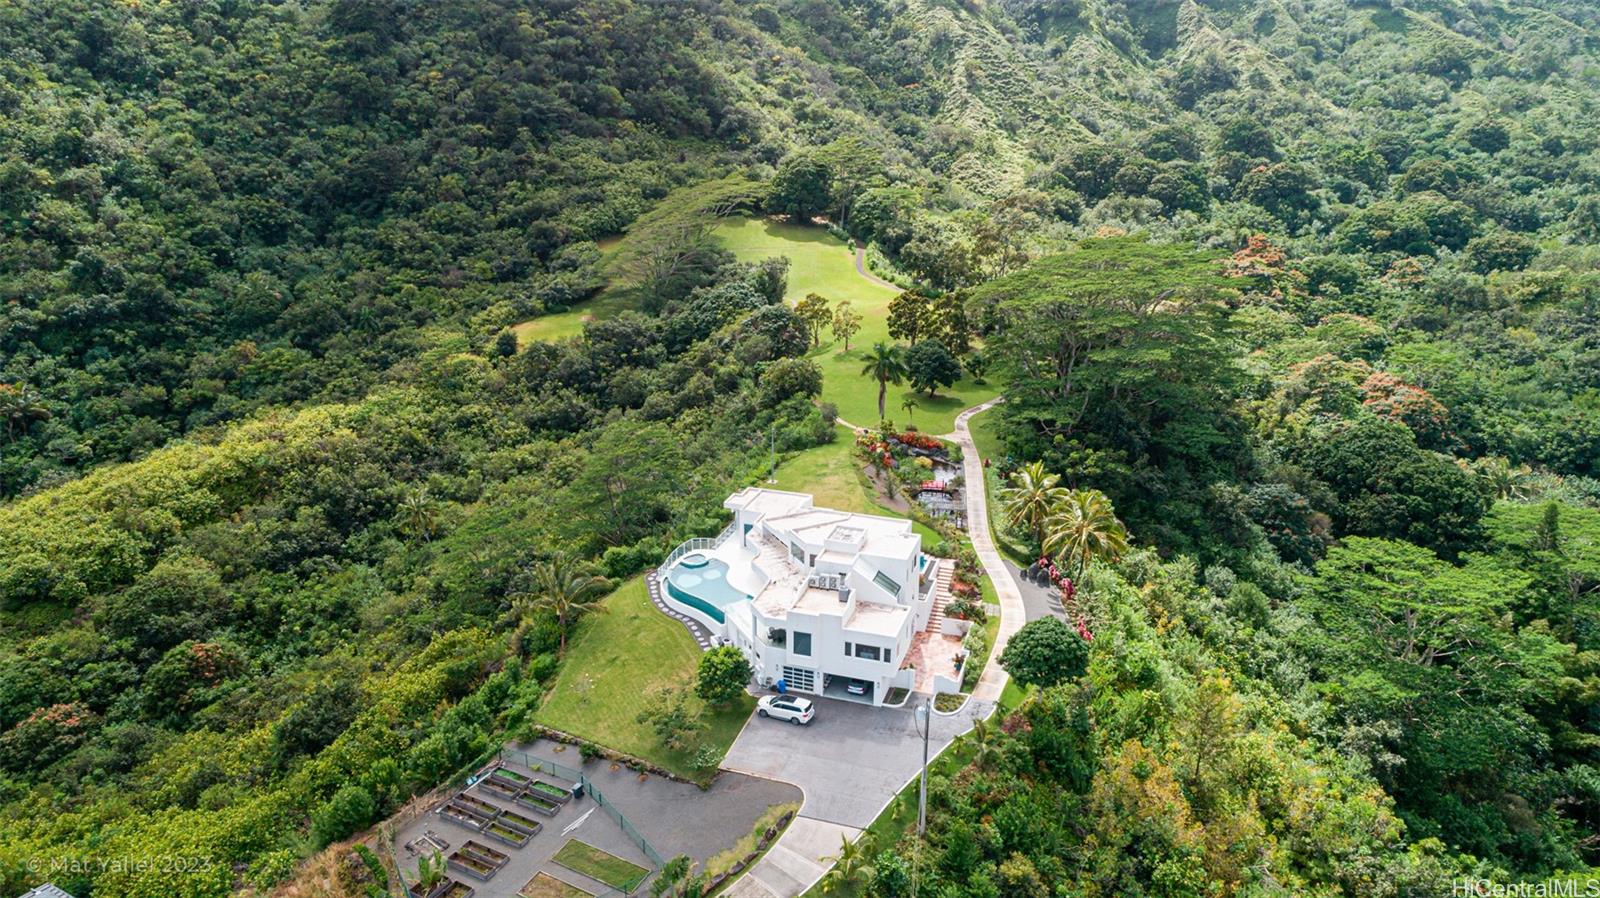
[721,218,1004,436]
[521,872,596,898]
[517,213,1002,433]
[551,839,651,891]
[534,577,753,782]
[512,288,636,344]
[999,678,1028,711]
[768,435,938,542]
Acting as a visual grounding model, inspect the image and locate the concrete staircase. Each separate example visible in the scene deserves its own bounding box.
[926,560,957,630]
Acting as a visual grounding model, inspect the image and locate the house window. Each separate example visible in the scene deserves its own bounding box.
[790,542,806,562]
[844,642,853,656]
[793,632,812,656]
[884,649,891,665]
[872,570,902,597]
[854,644,881,661]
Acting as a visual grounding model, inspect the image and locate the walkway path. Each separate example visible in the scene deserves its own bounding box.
[645,569,715,650]
[944,399,1024,703]
[853,246,899,291]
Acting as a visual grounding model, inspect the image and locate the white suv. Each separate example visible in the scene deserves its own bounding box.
[757,694,816,725]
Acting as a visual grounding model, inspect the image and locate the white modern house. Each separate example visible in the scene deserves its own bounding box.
[657,488,961,705]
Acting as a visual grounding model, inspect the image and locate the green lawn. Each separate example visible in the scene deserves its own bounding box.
[768,434,938,542]
[718,218,1002,435]
[515,214,1001,433]
[551,839,651,891]
[534,577,753,782]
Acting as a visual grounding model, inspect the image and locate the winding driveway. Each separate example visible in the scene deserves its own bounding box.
[943,399,1025,702]
[720,254,1026,898]
[721,399,1023,898]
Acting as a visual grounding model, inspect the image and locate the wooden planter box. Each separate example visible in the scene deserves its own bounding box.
[482,820,532,849]
[410,880,472,898]
[514,792,561,817]
[439,883,475,898]
[458,840,509,870]
[451,797,499,819]
[496,808,544,836]
[527,778,572,803]
[438,801,491,831]
[447,850,498,882]
[488,767,533,791]
[475,778,522,802]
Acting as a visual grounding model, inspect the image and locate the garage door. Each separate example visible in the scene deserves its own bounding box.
[781,666,817,692]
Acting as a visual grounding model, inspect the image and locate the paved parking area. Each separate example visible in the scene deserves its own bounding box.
[721,694,989,828]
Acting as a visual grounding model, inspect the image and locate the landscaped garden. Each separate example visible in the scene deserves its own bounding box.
[533,577,753,782]
[552,839,651,892]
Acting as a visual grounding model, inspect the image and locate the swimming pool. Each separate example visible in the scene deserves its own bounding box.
[664,557,750,624]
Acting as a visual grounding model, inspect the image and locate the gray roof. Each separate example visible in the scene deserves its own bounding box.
[20,885,77,898]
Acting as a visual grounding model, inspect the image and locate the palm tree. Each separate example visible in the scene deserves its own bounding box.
[0,384,49,443]
[968,717,997,769]
[820,835,876,895]
[512,553,612,657]
[900,395,918,425]
[400,486,439,543]
[860,342,907,421]
[1042,488,1130,580]
[998,461,1067,549]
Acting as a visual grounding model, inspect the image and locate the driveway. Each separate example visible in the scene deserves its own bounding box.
[721,694,990,828]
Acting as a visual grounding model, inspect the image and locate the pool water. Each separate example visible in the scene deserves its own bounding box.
[665,557,750,624]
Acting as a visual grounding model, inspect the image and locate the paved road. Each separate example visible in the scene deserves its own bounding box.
[722,695,990,828]
[721,694,990,898]
[946,399,1025,702]
[853,246,900,291]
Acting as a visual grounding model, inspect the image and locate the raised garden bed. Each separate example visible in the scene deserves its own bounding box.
[439,801,492,831]
[529,779,572,803]
[454,793,504,818]
[440,882,476,898]
[514,791,562,817]
[489,766,533,790]
[497,808,544,836]
[483,820,532,849]
[476,778,522,802]
[459,840,509,869]
[410,880,471,898]
[448,850,499,882]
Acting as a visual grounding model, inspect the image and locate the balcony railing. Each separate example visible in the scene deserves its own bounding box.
[659,521,739,574]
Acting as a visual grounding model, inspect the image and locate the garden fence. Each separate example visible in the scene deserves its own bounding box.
[498,747,667,868]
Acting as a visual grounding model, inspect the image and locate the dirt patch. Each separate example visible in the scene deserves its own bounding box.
[861,464,912,513]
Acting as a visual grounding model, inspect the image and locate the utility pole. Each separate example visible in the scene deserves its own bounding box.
[767,421,778,484]
[915,696,931,836]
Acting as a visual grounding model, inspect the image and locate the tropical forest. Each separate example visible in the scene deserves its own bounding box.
[2,0,1600,897]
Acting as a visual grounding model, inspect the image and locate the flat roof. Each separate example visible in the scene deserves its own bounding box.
[846,600,909,637]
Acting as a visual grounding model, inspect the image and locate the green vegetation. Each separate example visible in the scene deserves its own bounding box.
[535,579,753,781]
[552,839,651,892]
[4,0,1600,893]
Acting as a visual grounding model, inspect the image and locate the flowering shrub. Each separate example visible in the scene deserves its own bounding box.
[0,702,96,774]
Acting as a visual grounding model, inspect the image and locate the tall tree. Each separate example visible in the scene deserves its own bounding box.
[768,152,833,223]
[860,342,908,421]
[1000,461,1068,548]
[831,301,862,350]
[886,290,934,345]
[512,553,612,657]
[794,293,832,347]
[1043,489,1130,578]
